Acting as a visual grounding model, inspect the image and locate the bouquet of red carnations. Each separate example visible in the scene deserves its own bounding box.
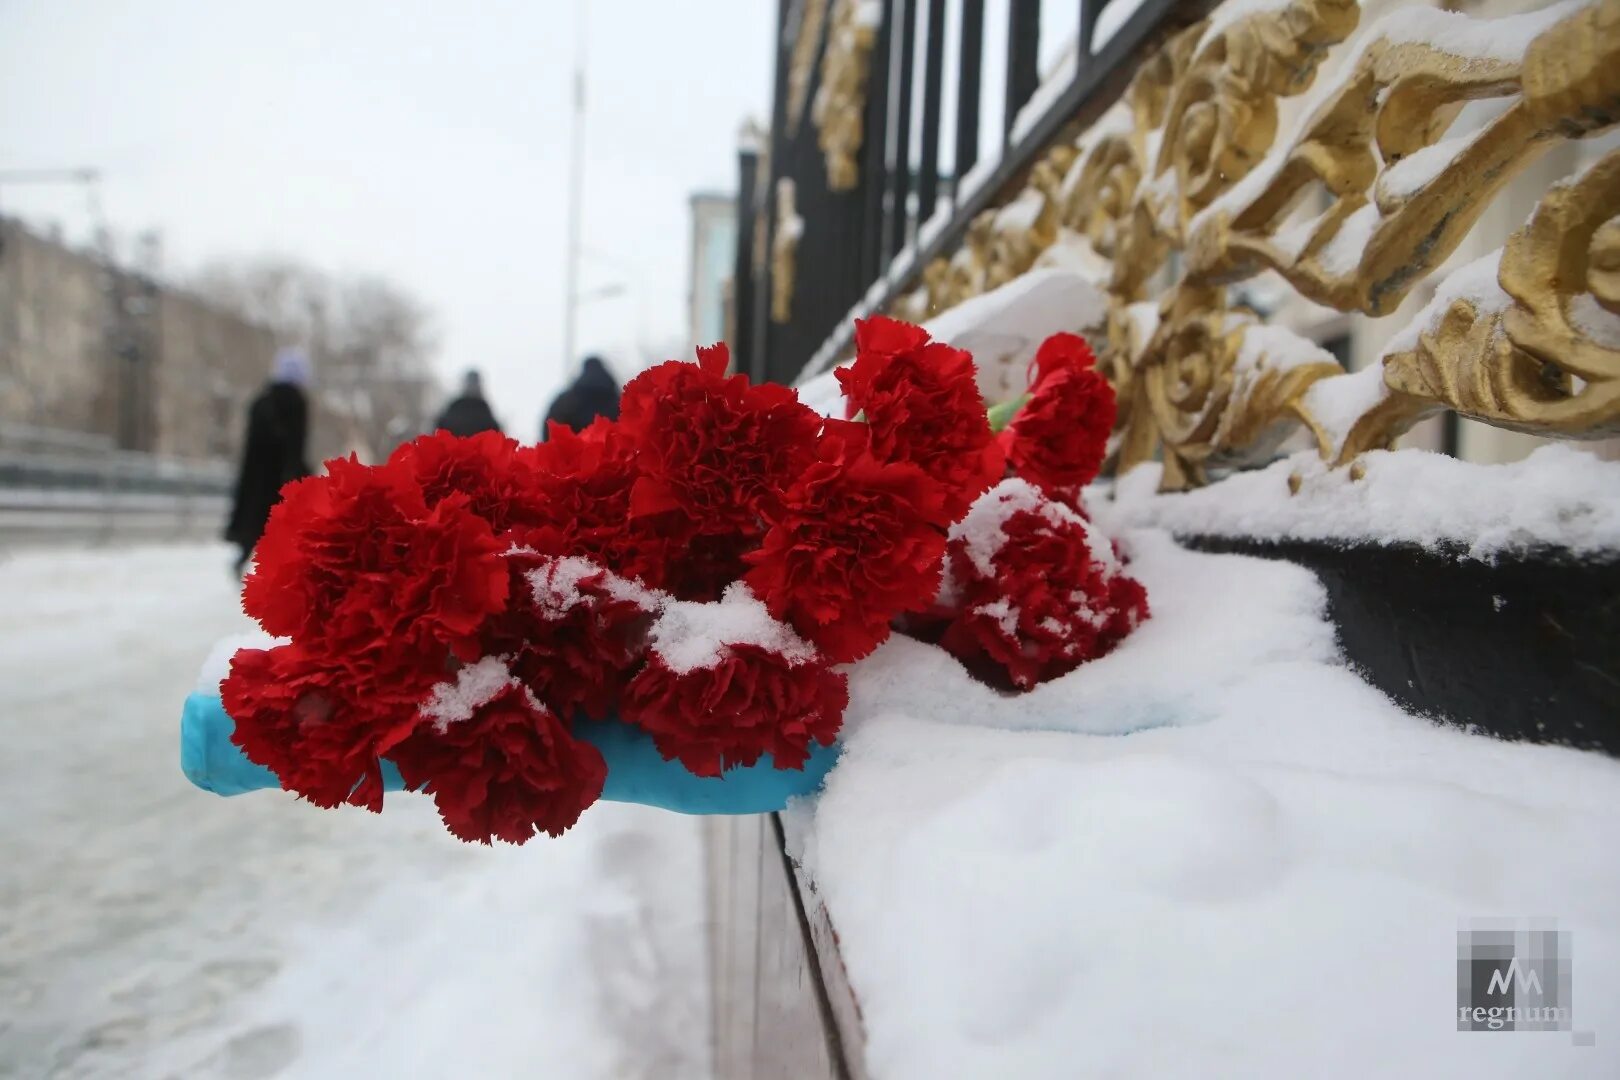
[216,316,1147,844]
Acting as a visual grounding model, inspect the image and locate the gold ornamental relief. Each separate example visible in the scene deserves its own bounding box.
[813,0,880,192]
[1319,148,1620,462]
[1209,324,1344,465]
[1125,283,1342,488]
[1133,286,1240,488]
[985,146,1076,291]
[1104,300,1159,472]
[1495,149,1620,437]
[1521,0,1620,135]
[1154,0,1358,226]
[1056,30,1197,300]
[1187,1,1620,319]
[860,0,1620,491]
[772,179,803,325]
[901,0,1358,335]
[1061,135,1142,265]
[1120,0,1619,486]
[785,0,832,138]
[1345,147,1620,454]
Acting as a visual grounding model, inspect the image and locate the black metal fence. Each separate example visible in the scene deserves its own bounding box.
[736,0,1209,386]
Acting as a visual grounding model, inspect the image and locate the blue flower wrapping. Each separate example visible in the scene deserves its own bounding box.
[180,692,838,815]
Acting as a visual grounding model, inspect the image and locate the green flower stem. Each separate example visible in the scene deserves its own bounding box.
[986,394,1030,434]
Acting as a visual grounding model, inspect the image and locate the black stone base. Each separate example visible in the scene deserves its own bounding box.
[1181,536,1620,757]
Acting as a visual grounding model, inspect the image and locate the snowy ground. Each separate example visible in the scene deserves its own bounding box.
[0,543,710,1080]
[794,528,1620,1079]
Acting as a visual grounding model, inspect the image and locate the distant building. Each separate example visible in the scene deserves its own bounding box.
[687,192,737,356]
[0,217,357,464]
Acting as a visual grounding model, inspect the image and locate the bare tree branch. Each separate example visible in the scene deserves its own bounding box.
[193,258,441,460]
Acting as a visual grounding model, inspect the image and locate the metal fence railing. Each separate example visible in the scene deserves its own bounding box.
[0,423,234,544]
[738,0,1212,386]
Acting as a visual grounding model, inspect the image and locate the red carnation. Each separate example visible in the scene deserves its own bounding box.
[1005,366,1116,497]
[836,315,1003,519]
[390,664,607,844]
[243,458,510,672]
[221,642,429,811]
[619,586,846,776]
[387,429,554,539]
[1026,331,1097,390]
[942,479,1148,690]
[745,420,950,663]
[484,552,663,721]
[617,343,822,595]
[515,419,685,592]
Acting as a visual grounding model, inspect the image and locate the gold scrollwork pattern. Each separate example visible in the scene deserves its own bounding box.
[1338,146,1620,459]
[883,0,1620,490]
[813,0,880,191]
[786,0,832,138]
[772,179,803,325]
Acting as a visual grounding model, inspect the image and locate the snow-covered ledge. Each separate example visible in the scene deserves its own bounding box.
[1102,445,1620,561]
[758,525,1620,1078]
[703,440,1620,1080]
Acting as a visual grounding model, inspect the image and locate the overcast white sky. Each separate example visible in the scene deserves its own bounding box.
[0,0,773,435]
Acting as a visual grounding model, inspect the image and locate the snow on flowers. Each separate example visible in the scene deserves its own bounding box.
[222,318,1149,844]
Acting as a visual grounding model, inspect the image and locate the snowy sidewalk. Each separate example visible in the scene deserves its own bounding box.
[0,543,709,1080]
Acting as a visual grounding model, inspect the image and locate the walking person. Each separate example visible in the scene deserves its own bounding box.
[434,370,502,437]
[225,347,314,577]
[543,355,619,440]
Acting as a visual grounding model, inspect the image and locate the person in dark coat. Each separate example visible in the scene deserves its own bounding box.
[434,370,502,437]
[225,347,314,576]
[543,355,620,440]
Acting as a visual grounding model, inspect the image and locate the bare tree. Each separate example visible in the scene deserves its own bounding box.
[193,258,441,461]
[331,275,440,454]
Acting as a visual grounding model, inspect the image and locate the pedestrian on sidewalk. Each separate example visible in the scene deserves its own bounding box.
[542,355,619,440]
[225,346,313,577]
[434,370,502,437]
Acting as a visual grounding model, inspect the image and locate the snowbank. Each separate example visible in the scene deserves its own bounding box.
[1,544,711,1079]
[795,531,1620,1079]
[1098,444,1620,560]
